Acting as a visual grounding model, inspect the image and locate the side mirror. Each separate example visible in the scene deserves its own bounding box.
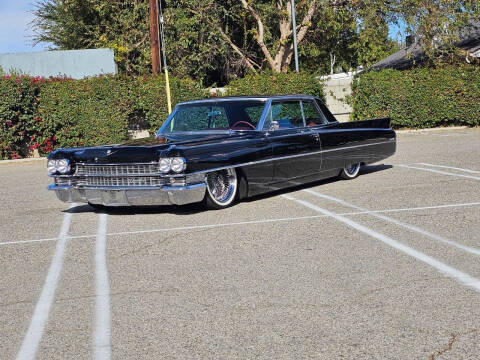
[269,120,279,131]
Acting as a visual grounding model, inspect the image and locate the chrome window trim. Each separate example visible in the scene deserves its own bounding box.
[257,99,273,131]
[156,107,179,136]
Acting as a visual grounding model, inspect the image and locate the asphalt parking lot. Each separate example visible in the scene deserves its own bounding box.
[1,128,480,359]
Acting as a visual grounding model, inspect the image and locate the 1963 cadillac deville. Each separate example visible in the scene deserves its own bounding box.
[47,95,396,209]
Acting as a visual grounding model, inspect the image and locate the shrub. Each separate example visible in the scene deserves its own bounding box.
[35,75,206,154]
[35,77,131,152]
[0,71,326,160]
[225,72,325,101]
[0,75,206,159]
[351,65,480,128]
[125,76,207,134]
[0,75,42,159]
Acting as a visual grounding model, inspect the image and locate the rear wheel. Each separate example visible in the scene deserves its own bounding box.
[204,168,238,209]
[339,163,361,180]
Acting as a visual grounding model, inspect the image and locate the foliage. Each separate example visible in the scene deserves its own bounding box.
[32,0,151,74]
[0,71,327,159]
[226,72,325,101]
[351,65,480,129]
[390,0,480,58]
[0,75,205,159]
[0,76,42,159]
[31,0,399,85]
[34,77,131,152]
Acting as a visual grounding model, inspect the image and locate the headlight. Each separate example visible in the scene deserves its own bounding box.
[47,159,57,174]
[159,158,172,173]
[56,159,70,174]
[47,159,71,174]
[171,157,186,173]
[159,157,186,173]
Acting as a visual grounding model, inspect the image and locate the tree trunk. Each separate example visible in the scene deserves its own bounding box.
[330,52,336,75]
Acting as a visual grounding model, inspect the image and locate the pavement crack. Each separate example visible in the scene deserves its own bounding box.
[429,333,456,360]
[429,329,478,360]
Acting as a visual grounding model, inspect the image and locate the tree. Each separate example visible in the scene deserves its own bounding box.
[32,0,477,85]
[176,0,398,75]
[32,0,151,74]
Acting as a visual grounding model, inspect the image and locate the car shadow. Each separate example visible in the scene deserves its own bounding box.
[65,202,207,216]
[65,164,393,215]
[245,164,393,203]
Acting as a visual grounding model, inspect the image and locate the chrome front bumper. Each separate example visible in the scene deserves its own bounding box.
[48,183,206,206]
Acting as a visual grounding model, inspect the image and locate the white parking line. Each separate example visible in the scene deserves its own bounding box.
[93,213,111,360]
[398,165,480,181]
[283,195,480,293]
[304,190,480,257]
[3,201,480,247]
[417,163,480,174]
[16,205,75,360]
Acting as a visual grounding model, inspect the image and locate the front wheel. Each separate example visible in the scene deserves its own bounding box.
[204,168,238,209]
[339,163,361,180]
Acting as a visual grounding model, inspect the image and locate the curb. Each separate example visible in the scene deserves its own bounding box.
[0,157,47,165]
[396,126,468,134]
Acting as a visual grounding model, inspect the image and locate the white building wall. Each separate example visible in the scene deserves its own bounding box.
[0,48,117,79]
[317,72,359,122]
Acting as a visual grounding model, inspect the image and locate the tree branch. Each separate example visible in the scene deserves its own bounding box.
[187,8,259,72]
[216,25,260,72]
[297,0,317,43]
[240,0,277,70]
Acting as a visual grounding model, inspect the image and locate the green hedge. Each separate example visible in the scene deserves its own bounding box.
[0,75,205,159]
[226,72,325,101]
[34,76,206,153]
[0,72,324,160]
[351,65,480,128]
[0,76,42,159]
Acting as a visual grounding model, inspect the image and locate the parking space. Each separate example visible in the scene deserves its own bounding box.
[1,128,480,359]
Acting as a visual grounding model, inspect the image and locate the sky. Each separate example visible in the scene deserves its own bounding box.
[388,20,407,43]
[0,0,407,55]
[0,0,50,54]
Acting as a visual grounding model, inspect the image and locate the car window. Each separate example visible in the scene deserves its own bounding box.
[303,101,327,126]
[243,106,264,125]
[264,101,305,130]
[315,99,338,123]
[161,101,265,133]
[169,105,229,131]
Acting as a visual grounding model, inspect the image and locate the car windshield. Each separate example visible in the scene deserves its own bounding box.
[159,100,266,134]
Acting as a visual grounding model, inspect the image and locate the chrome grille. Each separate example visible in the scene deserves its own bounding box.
[78,176,164,187]
[74,163,164,188]
[76,163,159,176]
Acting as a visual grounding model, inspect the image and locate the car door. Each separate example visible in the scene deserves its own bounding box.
[263,100,322,183]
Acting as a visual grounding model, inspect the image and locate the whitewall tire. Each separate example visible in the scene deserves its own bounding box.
[339,163,361,180]
[204,168,238,209]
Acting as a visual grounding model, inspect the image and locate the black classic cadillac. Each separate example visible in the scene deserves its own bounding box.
[47,95,396,209]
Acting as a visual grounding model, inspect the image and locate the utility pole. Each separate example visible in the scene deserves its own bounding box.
[290,0,299,72]
[149,0,161,74]
[158,0,172,113]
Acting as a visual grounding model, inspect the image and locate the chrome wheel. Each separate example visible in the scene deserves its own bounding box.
[339,163,361,180]
[206,168,238,207]
[346,163,360,176]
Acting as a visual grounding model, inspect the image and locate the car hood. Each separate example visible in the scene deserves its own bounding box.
[120,132,242,146]
[49,132,254,163]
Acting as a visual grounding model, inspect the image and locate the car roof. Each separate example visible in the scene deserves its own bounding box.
[177,94,318,106]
